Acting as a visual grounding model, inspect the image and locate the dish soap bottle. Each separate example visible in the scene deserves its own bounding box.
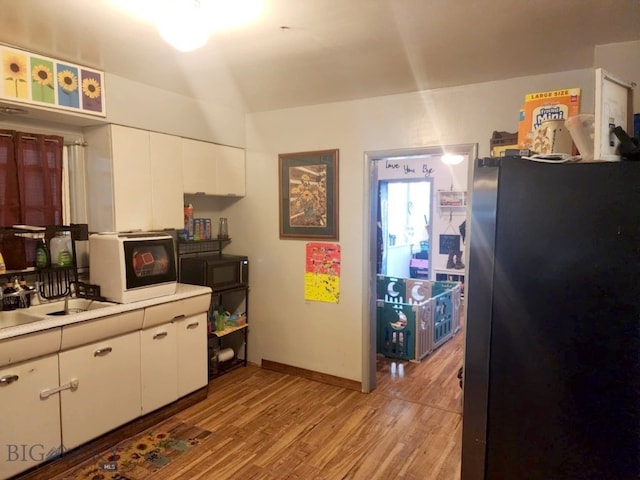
[35,238,50,268]
[50,231,73,267]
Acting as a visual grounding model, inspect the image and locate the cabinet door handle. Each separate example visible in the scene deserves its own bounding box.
[171,314,186,322]
[40,378,79,399]
[94,347,113,357]
[0,374,19,385]
[153,331,168,340]
[187,321,199,329]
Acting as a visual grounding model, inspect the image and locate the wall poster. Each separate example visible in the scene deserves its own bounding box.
[1,44,106,117]
[278,149,339,240]
[304,242,341,303]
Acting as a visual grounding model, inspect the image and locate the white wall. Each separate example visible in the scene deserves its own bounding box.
[595,40,640,113]
[104,74,246,147]
[212,68,597,383]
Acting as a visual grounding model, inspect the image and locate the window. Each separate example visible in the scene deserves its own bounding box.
[0,130,63,269]
[378,178,432,277]
[387,180,431,247]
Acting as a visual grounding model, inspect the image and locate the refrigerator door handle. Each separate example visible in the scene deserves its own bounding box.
[461,159,500,480]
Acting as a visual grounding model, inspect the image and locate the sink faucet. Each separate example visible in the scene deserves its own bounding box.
[64,283,76,315]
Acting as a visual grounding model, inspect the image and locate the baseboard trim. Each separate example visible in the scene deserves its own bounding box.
[261,359,362,391]
[15,387,208,480]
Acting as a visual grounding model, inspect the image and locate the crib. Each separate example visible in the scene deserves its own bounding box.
[376,275,461,362]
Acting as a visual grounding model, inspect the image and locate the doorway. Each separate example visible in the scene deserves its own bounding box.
[362,144,476,392]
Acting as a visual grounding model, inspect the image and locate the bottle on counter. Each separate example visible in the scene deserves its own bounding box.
[35,238,50,268]
[0,250,5,274]
[50,231,73,267]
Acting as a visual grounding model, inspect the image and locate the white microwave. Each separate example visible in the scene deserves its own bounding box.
[89,232,178,303]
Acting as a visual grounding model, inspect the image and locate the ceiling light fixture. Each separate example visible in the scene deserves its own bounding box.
[441,154,465,165]
[112,0,264,53]
[156,0,211,52]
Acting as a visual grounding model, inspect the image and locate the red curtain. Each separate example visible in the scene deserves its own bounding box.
[0,130,63,269]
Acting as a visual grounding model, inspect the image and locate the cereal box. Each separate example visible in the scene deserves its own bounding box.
[517,88,581,149]
[184,204,194,240]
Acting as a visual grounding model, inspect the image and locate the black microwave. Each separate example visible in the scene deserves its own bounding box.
[180,254,248,291]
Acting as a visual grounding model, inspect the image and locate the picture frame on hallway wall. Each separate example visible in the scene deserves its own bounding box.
[278,149,339,240]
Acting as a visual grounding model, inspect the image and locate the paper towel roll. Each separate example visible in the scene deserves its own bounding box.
[218,347,234,362]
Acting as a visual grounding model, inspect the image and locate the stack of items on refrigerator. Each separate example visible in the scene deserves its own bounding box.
[376,275,462,362]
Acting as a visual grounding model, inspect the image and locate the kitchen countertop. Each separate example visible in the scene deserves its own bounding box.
[0,283,212,341]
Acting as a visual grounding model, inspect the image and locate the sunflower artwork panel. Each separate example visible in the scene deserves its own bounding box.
[81,68,104,113]
[30,57,55,104]
[2,48,29,99]
[1,44,106,116]
[56,63,80,108]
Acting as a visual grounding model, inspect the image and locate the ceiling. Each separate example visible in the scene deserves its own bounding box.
[0,0,638,114]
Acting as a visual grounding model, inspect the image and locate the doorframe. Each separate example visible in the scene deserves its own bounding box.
[361,144,477,393]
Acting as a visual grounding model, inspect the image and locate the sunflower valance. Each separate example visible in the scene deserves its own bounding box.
[1,44,105,117]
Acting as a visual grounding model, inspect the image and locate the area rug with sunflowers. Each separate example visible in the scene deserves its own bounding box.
[60,420,212,480]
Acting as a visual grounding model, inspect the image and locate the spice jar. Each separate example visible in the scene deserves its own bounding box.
[218,218,229,239]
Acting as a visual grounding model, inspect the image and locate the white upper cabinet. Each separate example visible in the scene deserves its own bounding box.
[85,125,183,233]
[182,138,245,196]
[150,132,184,230]
[181,138,216,195]
[215,143,246,196]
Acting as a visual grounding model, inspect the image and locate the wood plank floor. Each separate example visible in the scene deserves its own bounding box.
[44,327,464,480]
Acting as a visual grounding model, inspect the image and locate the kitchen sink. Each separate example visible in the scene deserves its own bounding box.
[1,298,117,329]
[28,298,116,316]
[0,309,45,328]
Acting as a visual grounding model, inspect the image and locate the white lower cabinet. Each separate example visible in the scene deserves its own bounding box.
[59,331,141,450]
[140,322,178,415]
[0,291,211,477]
[176,313,208,397]
[0,354,61,479]
[142,295,210,399]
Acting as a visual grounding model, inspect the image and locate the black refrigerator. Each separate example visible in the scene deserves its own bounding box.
[461,157,640,480]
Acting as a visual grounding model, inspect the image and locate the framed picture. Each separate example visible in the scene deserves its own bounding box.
[279,149,339,240]
[0,44,106,117]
